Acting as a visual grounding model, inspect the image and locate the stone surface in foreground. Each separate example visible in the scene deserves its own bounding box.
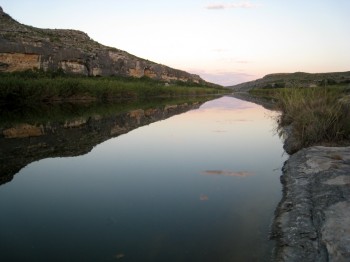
[273,146,350,261]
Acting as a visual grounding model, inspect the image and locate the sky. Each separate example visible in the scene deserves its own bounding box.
[1,0,350,86]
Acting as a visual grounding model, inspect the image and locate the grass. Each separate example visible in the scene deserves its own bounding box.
[249,86,350,152]
[0,70,227,106]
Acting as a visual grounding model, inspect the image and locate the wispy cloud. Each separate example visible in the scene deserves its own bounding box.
[206,1,260,10]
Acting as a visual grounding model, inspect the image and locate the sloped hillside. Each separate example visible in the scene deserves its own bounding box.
[0,6,213,86]
[230,71,350,91]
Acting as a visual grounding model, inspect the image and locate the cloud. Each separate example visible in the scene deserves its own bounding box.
[206,4,228,10]
[206,1,260,10]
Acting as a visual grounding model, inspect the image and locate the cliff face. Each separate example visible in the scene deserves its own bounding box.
[0,7,209,85]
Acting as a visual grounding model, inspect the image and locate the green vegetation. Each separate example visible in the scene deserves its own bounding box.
[0,70,227,106]
[0,95,214,127]
[249,86,350,151]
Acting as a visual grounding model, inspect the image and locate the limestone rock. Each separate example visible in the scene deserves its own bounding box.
[272,146,350,261]
[0,7,213,86]
[3,124,44,138]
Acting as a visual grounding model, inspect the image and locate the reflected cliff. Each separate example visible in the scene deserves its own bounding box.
[0,97,212,185]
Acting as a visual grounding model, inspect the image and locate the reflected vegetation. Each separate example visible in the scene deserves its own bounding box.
[0,96,214,185]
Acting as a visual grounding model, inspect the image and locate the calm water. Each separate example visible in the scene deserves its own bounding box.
[0,96,286,261]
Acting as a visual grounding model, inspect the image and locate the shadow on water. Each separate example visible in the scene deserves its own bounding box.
[0,96,214,185]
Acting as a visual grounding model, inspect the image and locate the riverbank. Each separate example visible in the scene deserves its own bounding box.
[0,71,227,106]
[233,91,350,261]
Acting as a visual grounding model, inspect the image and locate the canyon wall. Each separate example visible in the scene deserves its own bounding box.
[0,7,209,85]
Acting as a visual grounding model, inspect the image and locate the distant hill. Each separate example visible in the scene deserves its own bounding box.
[229,71,350,92]
[0,6,215,86]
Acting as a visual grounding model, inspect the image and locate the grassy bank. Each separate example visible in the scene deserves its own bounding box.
[249,86,350,151]
[0,70,227,105]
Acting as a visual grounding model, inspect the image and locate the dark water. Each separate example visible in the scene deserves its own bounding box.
[0,96,286,261]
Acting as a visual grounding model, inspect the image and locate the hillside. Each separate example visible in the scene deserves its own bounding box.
[0,6,213,86]
[230,71,350,91]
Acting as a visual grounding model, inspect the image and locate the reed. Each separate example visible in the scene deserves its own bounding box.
[250,86,350,151]
[0,71,226,105]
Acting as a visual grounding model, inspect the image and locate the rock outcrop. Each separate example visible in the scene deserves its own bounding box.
[272,146,350,261]
[0,7,212,85]
[229,72,350,92]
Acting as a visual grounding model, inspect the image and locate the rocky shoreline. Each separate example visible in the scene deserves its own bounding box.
[274,109,350,261]
[270,102,350,261]
[271,146,350,261]
[233,92,350,261]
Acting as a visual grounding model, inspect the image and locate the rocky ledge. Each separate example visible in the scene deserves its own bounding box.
[272,146,350,261]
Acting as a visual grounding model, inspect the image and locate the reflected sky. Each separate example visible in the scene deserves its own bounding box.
[0,96,287,262]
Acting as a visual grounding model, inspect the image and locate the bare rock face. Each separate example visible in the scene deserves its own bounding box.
[0,7,210,85]
[272,146,350,261]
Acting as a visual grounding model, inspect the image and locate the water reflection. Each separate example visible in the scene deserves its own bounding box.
[199,194,209,201]
[0,96,286,262]
[0,97,211,185]
[201,170,254,177]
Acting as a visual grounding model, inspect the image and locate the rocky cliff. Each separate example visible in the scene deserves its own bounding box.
[230,71,350,91]
[0,7,210,85]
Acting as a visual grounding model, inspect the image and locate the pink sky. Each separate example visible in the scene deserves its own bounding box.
[1,0,350,86]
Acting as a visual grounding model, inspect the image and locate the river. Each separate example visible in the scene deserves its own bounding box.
[0,96,286,261]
